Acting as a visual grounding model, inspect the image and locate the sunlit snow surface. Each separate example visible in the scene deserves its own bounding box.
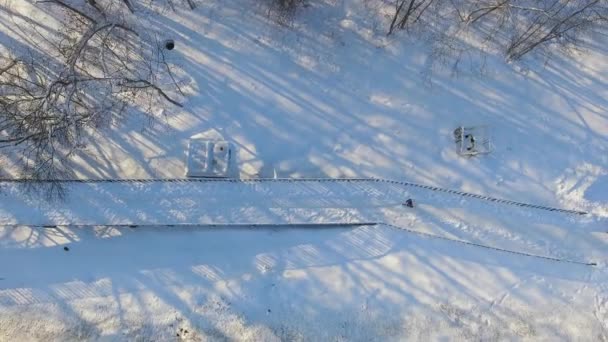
[1,0,607,340]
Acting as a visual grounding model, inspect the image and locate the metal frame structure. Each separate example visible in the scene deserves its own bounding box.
[454,125,493,156]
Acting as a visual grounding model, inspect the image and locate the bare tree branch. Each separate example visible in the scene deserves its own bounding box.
[1,0,191,188]
[36,0,97,23]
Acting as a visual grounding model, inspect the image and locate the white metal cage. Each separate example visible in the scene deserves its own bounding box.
[453,125,492,156]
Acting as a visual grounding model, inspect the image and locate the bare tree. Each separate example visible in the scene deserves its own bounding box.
[385,0,607,69]
[452,0,608,60]
[388,0,439,35]
[0,0,191,188]
[264,0,307,26]
[504,0,607,60]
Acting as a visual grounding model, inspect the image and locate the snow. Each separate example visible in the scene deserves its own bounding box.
[1,0,608,340]
[1,180,606,339]
[1,223,606,340]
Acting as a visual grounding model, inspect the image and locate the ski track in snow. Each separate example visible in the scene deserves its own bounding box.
[0,180,607,340]
[0,180,602,263]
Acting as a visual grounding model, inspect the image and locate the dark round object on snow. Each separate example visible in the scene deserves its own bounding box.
[63,246,69,251]
[165,39,175,50]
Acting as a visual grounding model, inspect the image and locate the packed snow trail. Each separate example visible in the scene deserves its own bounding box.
[0,178,588,228]
[0,177,587,215]
[0,223,606,340]
[0,179,603,264]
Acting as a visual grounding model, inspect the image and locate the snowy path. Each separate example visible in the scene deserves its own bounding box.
[1,180,607,340]
[1,179,605,263]
[1,224,607,340]
[0,179,588,223]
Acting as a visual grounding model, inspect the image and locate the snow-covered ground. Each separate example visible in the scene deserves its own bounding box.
[1,179,607,340]
[1,0,608,340]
